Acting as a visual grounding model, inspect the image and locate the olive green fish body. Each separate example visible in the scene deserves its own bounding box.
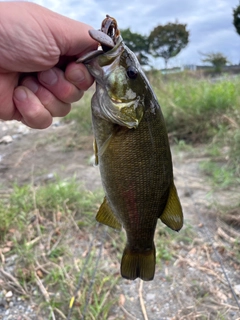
[79,21,183,281]
[92,92,172,241]
[92,100,173,280]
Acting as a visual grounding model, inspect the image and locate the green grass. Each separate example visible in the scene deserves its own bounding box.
[198,116,240,188]
[150,72,240,188]
[68,71,240,188]
[2,71,239,318]
[0,179,123,319]
[64,89,94,135]
[0,175,198,319]
[151,73,240,143]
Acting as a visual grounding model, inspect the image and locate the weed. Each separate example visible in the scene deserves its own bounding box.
[173,139,194,153]
[151,71,240,188]
[155,222,194,265]
[155,75,240,143]
[0,178,121,319]
[200,161,235,188]
[64,89,94,135]
[1,70,240,319]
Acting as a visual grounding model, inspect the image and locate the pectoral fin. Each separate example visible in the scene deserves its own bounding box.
[159,183,183,231]
[93,135,113,165]
[98,133,113,156]
[93,138,98,166]
[96,197,122,230]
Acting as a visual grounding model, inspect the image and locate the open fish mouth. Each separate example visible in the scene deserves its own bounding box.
[99,94,143,129]
[110,96,137,106]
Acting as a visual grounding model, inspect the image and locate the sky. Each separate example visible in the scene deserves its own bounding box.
[12,0,240,68]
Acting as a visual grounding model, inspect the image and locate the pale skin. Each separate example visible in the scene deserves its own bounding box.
[0,2,98,129]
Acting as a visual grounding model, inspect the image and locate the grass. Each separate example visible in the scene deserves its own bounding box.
[151,72,240,143]
[151,72,240,188]
[68,71,240,188]
[0,176,197,319]
[1,70,240,318]
[0,179,122,319]
[64,89,94,135]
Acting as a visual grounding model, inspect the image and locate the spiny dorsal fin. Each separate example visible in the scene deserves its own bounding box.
[96,197,122,230]
[159,183,183,231]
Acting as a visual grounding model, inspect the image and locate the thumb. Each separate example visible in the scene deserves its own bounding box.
[40,5,98,57]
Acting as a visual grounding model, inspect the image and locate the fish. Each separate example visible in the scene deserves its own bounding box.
[77,15,183,281]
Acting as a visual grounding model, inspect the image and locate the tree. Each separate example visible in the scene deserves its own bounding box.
[201,52,229,73]
[233,4,240,35]
[148,22,189,69]
[121,28,149,65]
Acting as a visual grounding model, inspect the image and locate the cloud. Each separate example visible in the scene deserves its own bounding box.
[31,0,240,67]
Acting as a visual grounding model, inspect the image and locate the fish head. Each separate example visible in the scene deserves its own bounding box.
[78,33,153,129]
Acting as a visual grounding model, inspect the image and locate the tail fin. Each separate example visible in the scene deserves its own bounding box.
[120,245,156,281]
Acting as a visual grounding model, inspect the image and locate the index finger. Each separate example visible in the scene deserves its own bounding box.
[65,62,95,91]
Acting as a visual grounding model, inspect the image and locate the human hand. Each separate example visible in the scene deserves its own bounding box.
[0,2,97,128]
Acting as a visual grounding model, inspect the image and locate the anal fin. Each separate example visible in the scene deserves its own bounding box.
[96,197,121,230]
[159,183,183,231]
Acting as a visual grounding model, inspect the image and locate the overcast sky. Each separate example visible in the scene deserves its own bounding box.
[15,0,240,67]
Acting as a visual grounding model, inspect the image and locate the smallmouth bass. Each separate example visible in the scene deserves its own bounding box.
[78,16,183,281]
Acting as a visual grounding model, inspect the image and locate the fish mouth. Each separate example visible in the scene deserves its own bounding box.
[110,96,134,105]
[110,97,125,104]
[109,95,140,113]
[109,90,139,106]
[106,96,143,129]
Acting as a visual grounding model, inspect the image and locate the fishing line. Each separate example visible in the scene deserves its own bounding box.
[67,223,101,320]
[183,174,240,312]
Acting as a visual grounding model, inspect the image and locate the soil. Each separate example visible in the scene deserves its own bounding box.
[0,119,239,320]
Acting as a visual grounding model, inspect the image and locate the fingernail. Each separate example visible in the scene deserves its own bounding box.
[40,69,58,85]
[23,79,39,93]
[68,69,85,83]
[14,88,27,101]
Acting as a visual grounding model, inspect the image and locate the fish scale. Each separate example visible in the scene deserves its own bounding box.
[93,101,171,249]
[78,15,183,281]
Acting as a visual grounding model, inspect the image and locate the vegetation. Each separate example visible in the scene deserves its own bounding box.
[0,176,195,318]
[201,52,229,73]
[148,23,189,69]
[1,70,240,318]
[0,179,121,319]
[233,4,240,35]
[152,72,240,188]
[120,22,189,68]
[65,89,93,135]
[121,28,149,65]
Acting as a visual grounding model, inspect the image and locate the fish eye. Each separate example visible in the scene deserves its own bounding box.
[126,66,138,79]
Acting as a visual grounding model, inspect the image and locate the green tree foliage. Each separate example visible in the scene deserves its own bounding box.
[148,23,189,69]
[201,52,229,73]
[121,28,149,65]
[233,4,240,35]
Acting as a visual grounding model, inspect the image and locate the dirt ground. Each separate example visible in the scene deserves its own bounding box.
[0,119,240,320]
